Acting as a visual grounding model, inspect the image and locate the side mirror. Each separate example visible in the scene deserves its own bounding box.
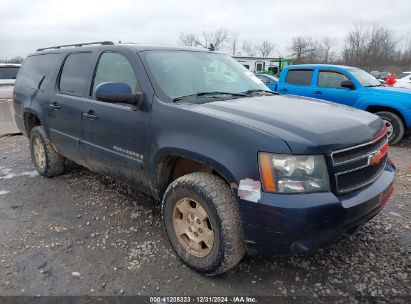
[341,80,356,90]
[95,82,143,110]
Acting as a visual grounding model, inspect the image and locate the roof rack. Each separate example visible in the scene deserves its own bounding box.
[36,41,114,52]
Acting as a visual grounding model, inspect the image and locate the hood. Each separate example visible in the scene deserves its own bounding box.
[188,95,384,154]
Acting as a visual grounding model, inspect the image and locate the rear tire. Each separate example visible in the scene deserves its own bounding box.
[376,111,404,145]
[162,172,245,276]
[29,126,65,177]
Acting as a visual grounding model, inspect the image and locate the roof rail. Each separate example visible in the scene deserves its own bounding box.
[36,41,114,52]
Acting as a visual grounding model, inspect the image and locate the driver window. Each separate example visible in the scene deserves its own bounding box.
[92,52,139,97]
[318,71,349,88]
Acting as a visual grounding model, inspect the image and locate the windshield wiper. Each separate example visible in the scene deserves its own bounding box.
[242,89,278,95]
[365,84,383,87]
[173,91,247,102]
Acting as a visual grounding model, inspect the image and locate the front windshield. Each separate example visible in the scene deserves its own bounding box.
[349,68,381,87]
[142,51,267,99]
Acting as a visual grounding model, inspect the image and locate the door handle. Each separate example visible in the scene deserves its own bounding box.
[83,110,98,120]
[49,102,60,109]
[314,90,323,94]
[280,88,288,92]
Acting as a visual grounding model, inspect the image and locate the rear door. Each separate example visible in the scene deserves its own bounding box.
[312,69,359,106]
[277,68,314,97]
[81,51,150,190]
[48,52,94,162]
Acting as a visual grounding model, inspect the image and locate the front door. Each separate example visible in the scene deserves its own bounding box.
[312,69,359,107]
[81,51,150,190]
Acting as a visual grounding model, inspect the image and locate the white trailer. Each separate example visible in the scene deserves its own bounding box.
[233,56,291,74]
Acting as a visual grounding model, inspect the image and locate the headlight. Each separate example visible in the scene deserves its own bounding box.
[258,153,330,193]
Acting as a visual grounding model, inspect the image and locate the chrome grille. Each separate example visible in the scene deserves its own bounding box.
[332,133,388,194]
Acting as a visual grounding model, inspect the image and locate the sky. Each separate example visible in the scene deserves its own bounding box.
[1,0,410,59]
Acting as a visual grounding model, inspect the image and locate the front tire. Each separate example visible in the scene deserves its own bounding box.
[376,111,404,145]
[29,126,65,177]
[162,172,245,276]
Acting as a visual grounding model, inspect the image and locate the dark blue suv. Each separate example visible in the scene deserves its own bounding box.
[13,42,396,275]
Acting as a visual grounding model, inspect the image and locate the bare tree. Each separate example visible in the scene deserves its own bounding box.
[318,37,336,63]
[342,23,398,68]
[231,31,240,55]
[257,41,275,57]
[242,41,256,56]
[178,33,197,47]
[178,28,229,50]
[288,36,317,63]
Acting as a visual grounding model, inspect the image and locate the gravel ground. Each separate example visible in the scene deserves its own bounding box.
[0,135,410,302]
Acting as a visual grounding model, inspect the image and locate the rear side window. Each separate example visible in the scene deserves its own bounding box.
[16,54,60,89]
[285,69,313,86]
[59,52,93,95]
[0,67,20,80]
[318,71,349,88]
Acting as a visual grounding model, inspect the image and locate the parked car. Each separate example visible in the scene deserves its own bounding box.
[393,72,411,89]
[384,75,398,86]
[0,63,21,99]
[255,73,278,91]
[276,64,411,144]
[369,71,390,80]
[370,71,380,78]
[14,42,396,275]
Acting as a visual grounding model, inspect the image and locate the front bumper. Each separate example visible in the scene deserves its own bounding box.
[238,162,396,255]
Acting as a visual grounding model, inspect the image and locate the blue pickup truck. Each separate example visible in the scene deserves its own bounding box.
[276,64,411,144]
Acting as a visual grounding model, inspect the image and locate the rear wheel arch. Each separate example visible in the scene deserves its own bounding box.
[23,111,42,137]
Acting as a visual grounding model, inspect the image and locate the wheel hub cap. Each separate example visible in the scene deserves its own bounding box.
[383,120,394,139]
[33,137,46,169]
[172,197,214,257]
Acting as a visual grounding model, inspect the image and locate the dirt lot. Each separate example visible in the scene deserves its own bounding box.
[0,135,410,301]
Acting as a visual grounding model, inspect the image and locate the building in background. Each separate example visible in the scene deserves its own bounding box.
[233,56,292,75]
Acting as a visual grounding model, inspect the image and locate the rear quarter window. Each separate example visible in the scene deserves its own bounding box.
[16,54,60,89]
[285,69,313,86]
[59,52,93,96]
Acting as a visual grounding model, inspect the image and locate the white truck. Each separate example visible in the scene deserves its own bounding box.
[0,63,21,136]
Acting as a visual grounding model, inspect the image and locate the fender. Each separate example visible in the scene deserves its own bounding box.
[150,147,237,194]
[356,95,410,111]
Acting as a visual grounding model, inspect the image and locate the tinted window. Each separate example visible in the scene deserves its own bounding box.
[318,71,349,88]
[92,52,138,96]
[16,54,60,89]
[59,52,92,95]
[285,69,313,86]
[0,67,20,79]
